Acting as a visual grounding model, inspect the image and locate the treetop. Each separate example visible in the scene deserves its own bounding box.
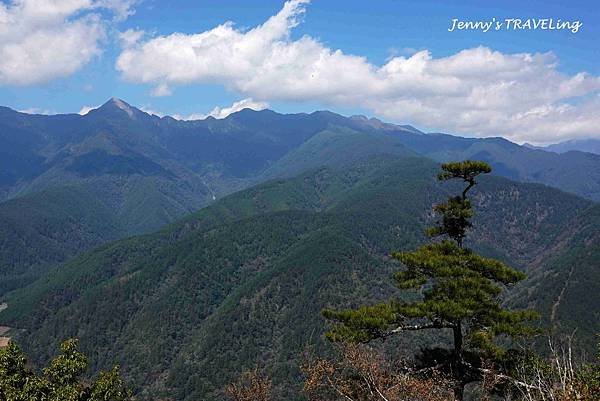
[438,160,492,183]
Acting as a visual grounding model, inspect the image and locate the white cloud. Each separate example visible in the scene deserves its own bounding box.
[151,83,172,97]
[203,98,269,119]
[387,46,423,59]
[0,0,135,86]
[172,98,269,120]
[116,0,310,96]
[97,0,137,21]
[115,0,600,144]
[119,28,145,48]
[139,106,164,117]
[78,105,98,115]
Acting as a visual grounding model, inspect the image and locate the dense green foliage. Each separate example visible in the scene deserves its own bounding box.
[1,153,596,400]
[0,339,131,401]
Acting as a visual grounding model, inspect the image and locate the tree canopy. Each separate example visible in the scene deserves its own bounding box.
[0,339,131,401]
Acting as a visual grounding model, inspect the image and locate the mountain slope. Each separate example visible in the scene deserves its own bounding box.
[0,186,125,294]
[2,154,596,400]
[509,203,600,353]
[260,126,415,180]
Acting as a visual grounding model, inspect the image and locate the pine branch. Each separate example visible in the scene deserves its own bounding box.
[385,321,454,336]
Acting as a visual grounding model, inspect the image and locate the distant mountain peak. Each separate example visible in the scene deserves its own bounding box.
[226,108,276,119]
[544,138,600,156]
[90,97,148,120]
[102,98,135,116]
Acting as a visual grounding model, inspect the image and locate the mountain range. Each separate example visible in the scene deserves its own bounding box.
[0,99,598,400]
[3,98,600,206]
[2,98,600,295]
[525,138,600,155]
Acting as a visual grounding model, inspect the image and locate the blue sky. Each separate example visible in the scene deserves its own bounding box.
[0,0,598,144]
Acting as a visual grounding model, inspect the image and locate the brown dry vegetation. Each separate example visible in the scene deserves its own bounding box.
[302,344,454,401]
[224,368,272,401]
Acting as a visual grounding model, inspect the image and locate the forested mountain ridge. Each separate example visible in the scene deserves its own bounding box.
[0,100,421,203]
[3,99,600,206]
[2,153,597,401]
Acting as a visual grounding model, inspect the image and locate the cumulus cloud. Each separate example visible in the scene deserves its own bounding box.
[202,98,269,119]
[78,105,99,115]
[0,0,135,86]
[172,98,269,120]
[115,0,600,144]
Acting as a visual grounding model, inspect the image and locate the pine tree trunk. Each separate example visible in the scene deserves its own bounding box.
[453,322,464,400]
[453,385,464,401]
[453,321,462,355]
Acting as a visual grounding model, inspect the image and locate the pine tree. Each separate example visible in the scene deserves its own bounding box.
[322,160,537,400]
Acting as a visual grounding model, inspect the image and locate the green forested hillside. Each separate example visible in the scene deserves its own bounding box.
[0,186,125,295]
[508,203,600,353]
[2,154,596,401]
[260,127,415,180]
[0,171,212,294]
